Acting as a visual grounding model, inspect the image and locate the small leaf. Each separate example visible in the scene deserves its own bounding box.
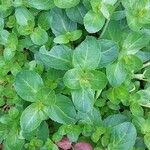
[73,36,101,70]
[30,27,48,45]
[54,0,80,8]
[15,70,43,102]
[54,34,69,44]
[84,10,105,33]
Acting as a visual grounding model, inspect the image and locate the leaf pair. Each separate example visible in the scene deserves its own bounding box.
[15,70,77,132]
[84,0,118,33]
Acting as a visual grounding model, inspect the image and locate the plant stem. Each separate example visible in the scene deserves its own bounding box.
[142,61,150,69]
[133,74,148,81]
[99,19,110,38]
[99,0,121,38]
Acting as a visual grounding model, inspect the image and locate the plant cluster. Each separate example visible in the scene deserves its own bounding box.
[0,0,150,150]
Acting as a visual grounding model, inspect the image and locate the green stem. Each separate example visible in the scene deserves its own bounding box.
[142,61,150,69]
[133,74,148,81]
[99,0,121,38]
[99,19,110,38]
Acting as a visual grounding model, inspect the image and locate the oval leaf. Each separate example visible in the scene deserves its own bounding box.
[15,70,43,102]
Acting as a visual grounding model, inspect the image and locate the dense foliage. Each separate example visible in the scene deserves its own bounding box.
[0,0,150,149]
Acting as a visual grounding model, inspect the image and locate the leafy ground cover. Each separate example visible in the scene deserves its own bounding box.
[0,0,150,149]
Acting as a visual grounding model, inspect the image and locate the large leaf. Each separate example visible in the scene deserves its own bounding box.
[20,103,47,132]
[15,70,43,102]
[84,10,105,33]
[26,0,54,10]
[15,7,34,26]
[38,11,52,31]
[108,122,137,150]
[98,39,119,68]
[106,61,127,87]
[103,114,129,127]
[51,8,77,36]
[71,88,95,113]
[54,0,80,8]
[36,45,73,70]
[46,94,77,124]
[66,3,87,24]
[73,36,101,70]
[78,108,102,126]
[122,32,150,54]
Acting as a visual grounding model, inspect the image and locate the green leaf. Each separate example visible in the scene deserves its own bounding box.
[54,0,80,8]
[63,68,82,90]
[20,103,47,132]
[98,39,119,68]
[54,30,82,44]
[73,36,101,70]
[0,30,10,45]
[36,88,56,106]
[54,34,69,44]
[66,3,87,24]
[46,94,77,124]
[108,122,137,150]
[36,45,73,70]
[51,8,77,36]
[144,133,150,149]
[15,70,43,102]
[122,55,143,72]
[3,48,15,60]
[122,32,150,54]
[106,61,127,87]
[0,18,4,30]
[26,0,54,10]
[38,11,52,30]
[15,7,34,26]
[78,108,102,126]
[137,89,150,108]
[84,10,105,33]
[88,70,108,90]
[68,30,82,42]
[104,114,128,128]
[3,131,24,150]
[71,88,95,113]
[30,27,48,45]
